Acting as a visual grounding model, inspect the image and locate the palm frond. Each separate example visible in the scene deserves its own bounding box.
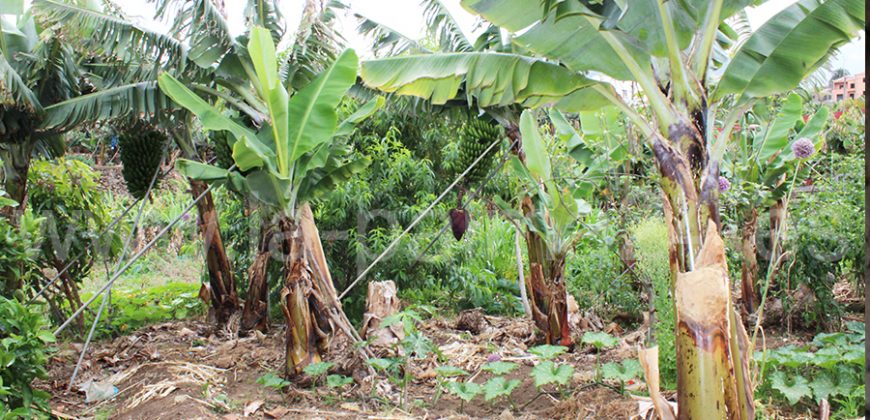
[42,81,170,130]
[0,53,42,111]
[355,13,429,57]
[245,0,285,42]
[153,0,237,69]
[282,0,346,90]
[32,0,189,72]
[421,0,472,52]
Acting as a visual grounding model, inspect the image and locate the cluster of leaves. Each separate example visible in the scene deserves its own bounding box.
[825,98,865,154]
[0,296,56,418]
[631,217,676,389]
[27,158,117,285]
[756,322,865,417]
[441,344,574,413]
[315,103,519,318]
[0,196,42,298]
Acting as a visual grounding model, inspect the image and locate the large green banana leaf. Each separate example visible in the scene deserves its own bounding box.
[716,0,865,99]
[360,52,611,111]
[42,82,169,130]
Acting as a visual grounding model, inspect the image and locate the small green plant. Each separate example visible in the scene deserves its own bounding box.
[530,361,573,389]
[256,373,291,391]
[528,344,574,399]
[601,359,643,394]
[482,376,521,407]
[433,365,469,404]
[303,361,336,389]
[444,380,481,413]
[581,332,618,381]
[0,297,55,418]
[368,309,435,410]
[326,374,354,389]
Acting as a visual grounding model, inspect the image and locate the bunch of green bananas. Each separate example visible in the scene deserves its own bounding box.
[211,130,235,169]
[118,122,166,200]
[457,119,502,186]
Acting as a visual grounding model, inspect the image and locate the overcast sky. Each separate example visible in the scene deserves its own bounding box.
[120,0,865,74]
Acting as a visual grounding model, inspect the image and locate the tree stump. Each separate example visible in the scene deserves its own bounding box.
[359,281,403,347]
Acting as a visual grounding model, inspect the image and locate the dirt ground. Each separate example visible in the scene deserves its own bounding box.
[42,314,647,419]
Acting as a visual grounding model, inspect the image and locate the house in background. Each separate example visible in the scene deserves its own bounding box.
[830,72,865,101]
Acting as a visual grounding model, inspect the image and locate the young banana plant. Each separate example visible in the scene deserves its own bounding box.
[158,26,383,375]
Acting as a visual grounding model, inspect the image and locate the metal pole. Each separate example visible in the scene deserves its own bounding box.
[66,153,163,390]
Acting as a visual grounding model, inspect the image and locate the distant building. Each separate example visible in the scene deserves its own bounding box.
[830,72,865,101]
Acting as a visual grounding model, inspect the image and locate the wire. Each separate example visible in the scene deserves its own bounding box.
[52,165,235,336]
[337,136,504,300]
[409,138,518,270]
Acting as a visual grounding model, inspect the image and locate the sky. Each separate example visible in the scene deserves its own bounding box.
[119,0,865,75]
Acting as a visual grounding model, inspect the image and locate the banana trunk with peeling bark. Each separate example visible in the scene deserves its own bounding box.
[522,197,571,347]
[653,134,754,420]
[281,204,356,375]
[190,180,240,325]
[739,208,759,315]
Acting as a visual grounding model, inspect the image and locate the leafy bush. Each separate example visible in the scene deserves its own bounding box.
[632,217,676,389]
[0,297,55,418]
[784,153,864,329]
[0,210,41,298]
[28,158,116,281]
[756,322,865,417]
[566,219,642,323]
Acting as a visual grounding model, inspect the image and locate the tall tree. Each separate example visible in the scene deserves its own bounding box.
[358,0,864,417]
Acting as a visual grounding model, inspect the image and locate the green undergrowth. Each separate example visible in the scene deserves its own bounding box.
[79,282,205,338]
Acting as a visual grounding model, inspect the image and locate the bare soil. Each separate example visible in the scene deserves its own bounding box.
[41,315,642,419]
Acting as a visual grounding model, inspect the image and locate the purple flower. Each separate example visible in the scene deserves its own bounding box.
[486,353,502,363]
[792,138,815,159]
[718,176,730,193]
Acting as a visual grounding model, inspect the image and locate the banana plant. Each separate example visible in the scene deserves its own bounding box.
[0,1,80,225]
[359,0,864,417]
[158,26,382,375]
[494,110,591,346]
[722,93,829,315]
[32,0,348,328]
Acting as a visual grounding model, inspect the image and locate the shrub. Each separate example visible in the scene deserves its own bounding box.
[567,219,642,323]
[783,153,864,329]
[0,210,41,298]
[81,282,206,337]
[0,296,55,418]
[632,217,676,389]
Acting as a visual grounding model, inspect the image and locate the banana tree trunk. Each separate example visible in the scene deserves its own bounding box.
[190,179,239,325]
[768,198,786,275]
[521,197,571,347]
[282,204,357,375]
[0,142,33,226]
[241,227,273,332]
[739,208,759,315]
[652,132,754,420]
[0,142,33,293]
